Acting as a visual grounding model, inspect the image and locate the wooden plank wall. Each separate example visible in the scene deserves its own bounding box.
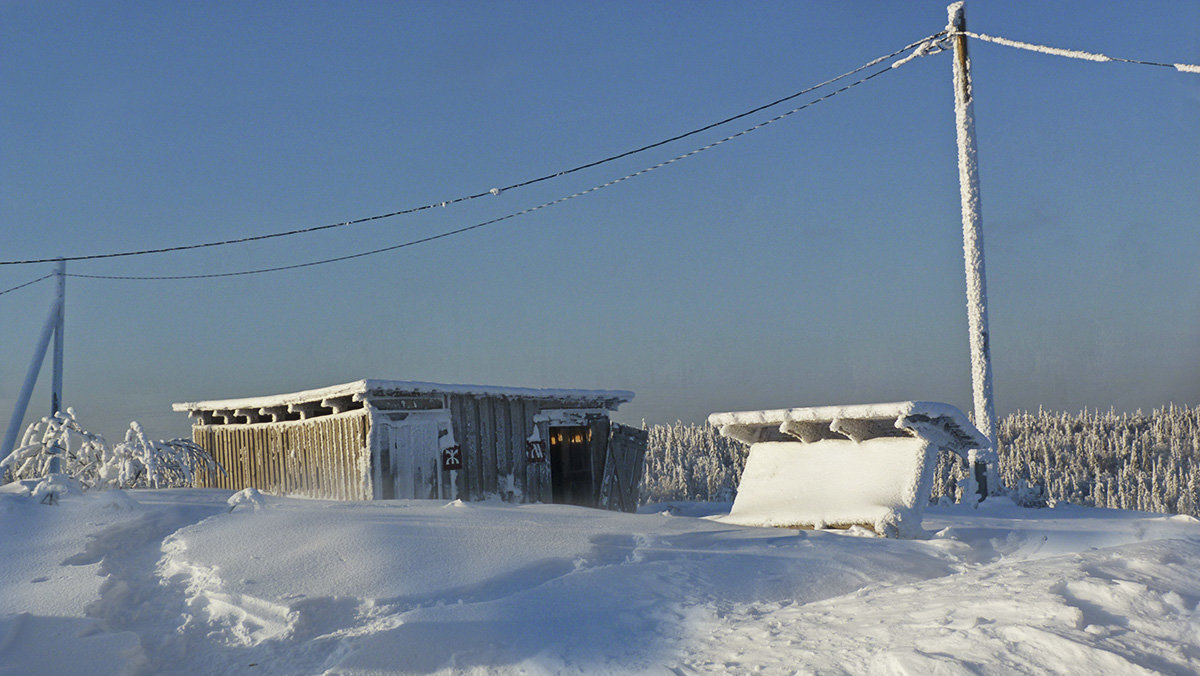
[192,410,371,500]
[356,395,622,505]
[447,395,577,503]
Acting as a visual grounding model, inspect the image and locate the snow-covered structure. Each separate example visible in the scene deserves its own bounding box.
[708,402,987,537]
[172,380,647,510]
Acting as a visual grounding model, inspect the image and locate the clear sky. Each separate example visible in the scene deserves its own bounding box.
[2,1,1198,443]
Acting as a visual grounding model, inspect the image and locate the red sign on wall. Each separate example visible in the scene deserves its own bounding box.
[442,445,463,471]
[526,440,546,463]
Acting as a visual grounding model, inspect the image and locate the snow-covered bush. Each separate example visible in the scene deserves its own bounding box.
[31,473,84,505]
[103,421,223,489]
[1,412,222,491]
[1009,478,1048,508]
[0,408,109,487]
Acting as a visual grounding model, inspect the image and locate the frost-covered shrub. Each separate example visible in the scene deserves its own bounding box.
[31,473,84,505]
[103,421,223,489]
[1,408,109,487]
[1009,478,1048,508]
[1,412,223,491]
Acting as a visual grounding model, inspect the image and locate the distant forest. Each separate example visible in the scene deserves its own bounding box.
[641,405,1200,517]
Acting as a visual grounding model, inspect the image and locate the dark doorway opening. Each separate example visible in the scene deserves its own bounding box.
[549,426,593,506]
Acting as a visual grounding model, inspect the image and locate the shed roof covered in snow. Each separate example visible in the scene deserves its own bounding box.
[173,379,634,425]
[708,401,988,456]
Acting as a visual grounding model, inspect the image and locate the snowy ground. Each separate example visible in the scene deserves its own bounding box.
[2,485,1199,675]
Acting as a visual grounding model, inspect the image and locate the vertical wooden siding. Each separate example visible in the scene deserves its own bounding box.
[443,395,612,504]
[446,395,548,502]
[192,410,371,500]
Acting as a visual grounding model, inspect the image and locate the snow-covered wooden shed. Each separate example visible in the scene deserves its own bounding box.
[708,402,988,537]
[172,380,647,510]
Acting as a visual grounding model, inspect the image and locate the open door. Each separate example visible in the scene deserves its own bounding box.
[599,423,648,512]
[548,426,594,506]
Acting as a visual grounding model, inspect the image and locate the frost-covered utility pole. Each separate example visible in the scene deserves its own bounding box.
[51,259,65,417]
[948,2,999,499]
[1,260,67,463]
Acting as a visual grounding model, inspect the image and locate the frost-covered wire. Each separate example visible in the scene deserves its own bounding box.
[890,35,950,69]
[68,50,927,282]
[0,273,53,297]
[0,33,946,268]
[957,31,1200,72]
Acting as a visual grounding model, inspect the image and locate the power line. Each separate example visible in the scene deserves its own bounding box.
[0,33,945,268]
[959,31,1200,72]
[0,273,54,297]
[68,46,929,282]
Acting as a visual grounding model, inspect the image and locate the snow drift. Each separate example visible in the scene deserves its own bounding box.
[2,485,1199,674]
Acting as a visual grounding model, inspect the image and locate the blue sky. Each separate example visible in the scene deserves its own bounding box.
[2,1,1198,442]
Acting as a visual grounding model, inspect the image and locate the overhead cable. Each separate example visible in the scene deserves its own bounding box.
[68,48,926,282]
[1,32,946,268]
[0,273,54,297]
[958,31,1200,72]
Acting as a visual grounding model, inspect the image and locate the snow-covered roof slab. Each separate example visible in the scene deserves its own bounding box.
[173,379,634,417]
[708,401,989,456]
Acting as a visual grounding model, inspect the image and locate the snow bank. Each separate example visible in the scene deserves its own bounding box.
[3,489,1199,674]
[677,529,1200,675]
[163,500,663,605]
[153,496,957,672]
[0,483,132,617]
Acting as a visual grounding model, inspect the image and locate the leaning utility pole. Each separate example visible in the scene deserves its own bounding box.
[1,260,67,462]
[948,2,998,498]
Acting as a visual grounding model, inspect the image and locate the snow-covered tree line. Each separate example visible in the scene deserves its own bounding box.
[642,405,1200,516]
[990,405,1200,515]
[640,421,748,504]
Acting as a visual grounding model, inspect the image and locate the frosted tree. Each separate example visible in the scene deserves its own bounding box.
[0,408,108,487]
[640,422,748,504]
[992,405,1200,516]
[101,421,224,489]
[1,412,223,491]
